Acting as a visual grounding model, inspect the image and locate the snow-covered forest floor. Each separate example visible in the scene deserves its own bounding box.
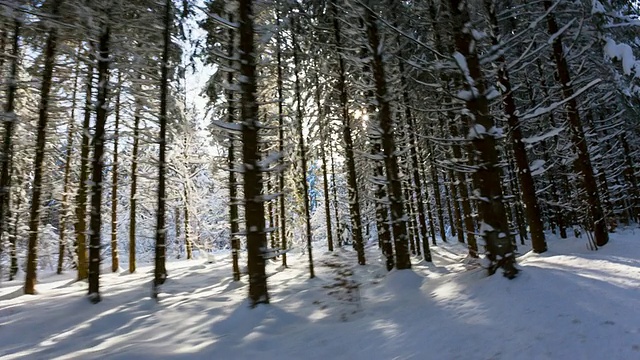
[1,229,640,359]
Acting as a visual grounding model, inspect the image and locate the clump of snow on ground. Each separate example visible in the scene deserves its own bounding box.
[1,229,640,359]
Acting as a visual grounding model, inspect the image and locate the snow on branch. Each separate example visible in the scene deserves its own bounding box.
[521,127,564,145]
[520,79,602,120]
[211,120,242,133]
[604,38,640,78]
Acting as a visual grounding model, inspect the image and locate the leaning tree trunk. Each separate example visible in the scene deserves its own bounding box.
[87,19,111,303]
[153,0,171,298]
[543,0,608,246]
[363,5,410,269]
[449,0,517,278]
[485,0,546,253]
[25,0,62,294]
[239,0,269,307]
[331,0,365,265]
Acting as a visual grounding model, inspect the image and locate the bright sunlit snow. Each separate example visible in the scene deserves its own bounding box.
[1,229,639,359]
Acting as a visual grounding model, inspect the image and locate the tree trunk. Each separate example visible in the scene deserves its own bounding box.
[275,7,287,268]
[449,0,517,277]
[316,74,334,252]
[620,133,639,222]
[239,0,269,306]
[152,0,171,297]
[87,20,111,303]
[58,57,80,274]
[329,136,342,247]
[291,17,314,278]
[75,63,93,280]
[225,12,240,279]
[8,185,21,280]
[484,0,546,253]
[331,0,365,265]
[0,19,20,250]
[110,72,121,272]
[25,0,62,294]
[399,61,435,257]
[543,0,608,246]
[364,6,410,269]
[184,186,192,260]
[129,91,140,273]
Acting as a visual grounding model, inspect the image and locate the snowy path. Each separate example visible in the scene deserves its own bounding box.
[1,230,640,359]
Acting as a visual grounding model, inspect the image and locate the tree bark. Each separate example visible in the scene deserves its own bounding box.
[239,0,269,306]
[111,72,121,272]
[58,56,80,274]
[24,0,61,294]
[330,0,365,265]
[484,0,546,253]
[449,0,517,277]
[316,73,334,252]
[543,0,608,246]
[275,6,287,268]
[75,63,93,280]
[0,19,20,251]
[152,0,171,297]
[291,17,314,278]
[87,19,111,303]
[364,5,410,269]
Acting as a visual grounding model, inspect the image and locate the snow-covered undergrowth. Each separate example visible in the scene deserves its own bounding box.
[1,229,639,359]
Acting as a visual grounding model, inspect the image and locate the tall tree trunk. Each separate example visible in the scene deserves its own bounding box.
[531,59,567,238]
[184,186,192,260]
[0,19,20,250]
[275,6,287,268]
[373,142,394,269]
[239,0,269,306]
[399,60,434,258]
[329,136,342,247]
[75,63,93,280]
[543,0,608,246]
[87,19,111,303]
[110,72,121,272]
[25,0,61,294]
[153,0,172,297]
[364,5,410,269]
[174,207,181,258]
[129,92,140,273]
[449,0,517,277]
[331,0,365,265]
[484,0,546,253]
[316,74,334,252]
[291,17,314,278]
[620,133,640,222]
[226,12,240,280]
[58,57,80,274]
[446,170,465,243]
[8,182,21,280]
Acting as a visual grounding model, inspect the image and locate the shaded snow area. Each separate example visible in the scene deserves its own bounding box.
[2,229,640,359]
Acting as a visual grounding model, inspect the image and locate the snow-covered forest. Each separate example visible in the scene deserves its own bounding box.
[1,0,640,358]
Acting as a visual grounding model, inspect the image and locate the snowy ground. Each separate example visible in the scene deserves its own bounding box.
[1,228,639,359]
